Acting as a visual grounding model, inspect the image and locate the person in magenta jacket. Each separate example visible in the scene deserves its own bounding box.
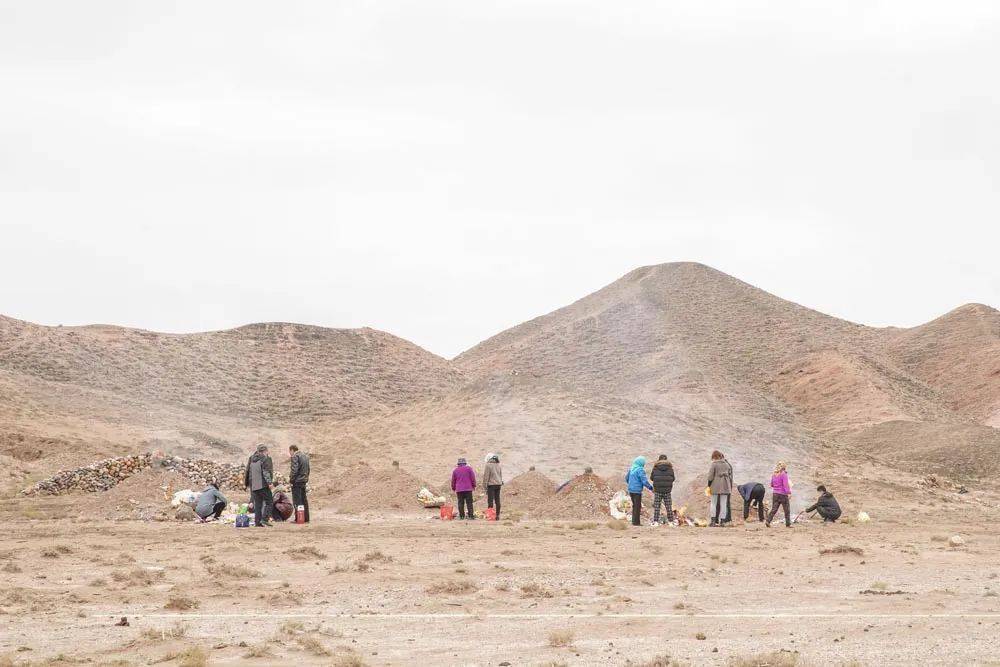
[451,458,477,520]
[765,461,792,528]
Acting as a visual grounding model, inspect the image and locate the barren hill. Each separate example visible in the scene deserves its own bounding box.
[2,262,998,500]
[0,317,463,422]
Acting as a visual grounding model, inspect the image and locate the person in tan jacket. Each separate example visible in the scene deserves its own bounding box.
[482,454,503,519]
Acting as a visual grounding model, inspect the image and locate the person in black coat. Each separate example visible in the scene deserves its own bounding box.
[805,485,841,523]
[288,445,311,523]
[737,481,766,522]
[650,455,676,526]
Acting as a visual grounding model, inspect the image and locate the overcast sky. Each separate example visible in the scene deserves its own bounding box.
[1,1,998,358]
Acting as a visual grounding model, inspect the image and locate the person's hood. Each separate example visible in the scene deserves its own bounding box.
[630,456,646,471]
[250,452,267,463]
[654,460,673,469]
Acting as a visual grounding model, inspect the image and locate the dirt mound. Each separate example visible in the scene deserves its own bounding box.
[74,466,197,521]
[501,470,556,518]
[548,473,616,520]
[325,463,440,514]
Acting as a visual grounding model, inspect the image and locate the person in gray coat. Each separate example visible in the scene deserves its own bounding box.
[707,450,734,527]
[194,483,228,521]
[289,444,310,523]
[244,444,274,528]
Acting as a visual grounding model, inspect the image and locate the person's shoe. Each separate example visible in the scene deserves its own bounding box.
[764,521,771,528]
[650,522,659,527]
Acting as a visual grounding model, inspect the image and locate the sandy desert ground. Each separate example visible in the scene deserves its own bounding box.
[2,496,999,667]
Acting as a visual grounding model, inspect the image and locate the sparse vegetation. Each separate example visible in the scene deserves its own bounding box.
[112,568,164,586]
[141,623,187,641]
[164,595,199,611]
[520,582,555,598]
[286,546,327,561]
[205,563,261,579]
[819,545,864,556]
[607,519,628,531]
[570,521,598,530]
[426,580,477,595]
[547,629,574,647]
[728,650,802,666]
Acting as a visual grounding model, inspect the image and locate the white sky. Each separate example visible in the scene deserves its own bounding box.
[1,1,998,358]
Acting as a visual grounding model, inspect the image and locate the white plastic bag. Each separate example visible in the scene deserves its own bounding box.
[609,490,631,520]
[171,489,198,508]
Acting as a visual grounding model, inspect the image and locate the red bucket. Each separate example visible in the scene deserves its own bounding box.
[295,505,306,524]
[484,508,497,521]
[440,505,455,521]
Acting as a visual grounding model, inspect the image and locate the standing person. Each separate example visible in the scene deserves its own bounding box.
[244,444,274,528]
[805,485,841,523]
[482,453,503,520]
[765,462,792,528]
[451,458,477,520]
[707,450,734,527]
[288,444,310,523]
[625,456,653,527]
[194,482,228,522]
[650,455,676,526]
[738,481,766,523]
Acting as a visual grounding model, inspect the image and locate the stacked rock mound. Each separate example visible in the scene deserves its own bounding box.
[23,453,286,497]
[24,453,153,495]
[157,456,248,490]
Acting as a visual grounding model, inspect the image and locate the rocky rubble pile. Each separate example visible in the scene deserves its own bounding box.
[23,454,153,495]
[23,453,286,496]
[158,456,246,490]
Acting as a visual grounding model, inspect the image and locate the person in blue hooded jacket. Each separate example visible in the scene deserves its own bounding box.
[625,456,654,526]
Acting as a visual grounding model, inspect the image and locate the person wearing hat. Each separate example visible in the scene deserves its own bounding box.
[451,457,477,520]
[244,444,275,527]
[482,454,503,520]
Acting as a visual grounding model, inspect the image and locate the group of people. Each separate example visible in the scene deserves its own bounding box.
[626,450,842,528]
[449,454,504,520]
[192,443,312,527]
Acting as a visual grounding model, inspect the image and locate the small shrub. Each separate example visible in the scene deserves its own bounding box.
[205,563,261,578]
[570,522,598,530]
[520,582,554,598]
[164,595,199,611]
[547,629,574,647]
[695,632,706,640]
[607,520,628,531]
[286,546,327,561]
[819,545,864,556]
[728,650,802,666]
[177,647,208,667]
[294,634,331,656]
[426,580,477,595]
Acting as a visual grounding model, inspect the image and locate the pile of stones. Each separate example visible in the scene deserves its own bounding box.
[24,453,153,495]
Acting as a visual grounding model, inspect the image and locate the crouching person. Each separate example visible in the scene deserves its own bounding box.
[806,485,841,523]
[195,482,227,522]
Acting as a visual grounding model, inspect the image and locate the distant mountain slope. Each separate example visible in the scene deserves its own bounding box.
[0,317,464,422]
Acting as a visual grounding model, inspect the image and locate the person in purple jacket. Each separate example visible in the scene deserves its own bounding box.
[765,461,792,528]
[451,458,477,520]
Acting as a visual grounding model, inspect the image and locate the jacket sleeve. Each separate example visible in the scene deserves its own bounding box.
[665,467,675,485]
[805,501,818,513]
[471,469,477,488]
[290,455,300,484]
[641,470,653,490]
[451,469,457,491]
[707,463,715,485]
[263,457,274,485]
[243,458,251,488]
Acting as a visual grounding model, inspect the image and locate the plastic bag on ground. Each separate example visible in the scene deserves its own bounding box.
[171,489,197,508]
[609,490,631,520]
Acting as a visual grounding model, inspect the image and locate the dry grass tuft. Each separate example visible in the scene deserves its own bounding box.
[426,580,477,595]
[205,563,261,578]
[627,655,685,667]
[728,650,802,666]
[547,629,575,647]
[177,647,208,667]
[164,595,199,611]
[294,634,331,656]
[140,623,187,641]
[286,546,327,561]
[112,568,164,586]
[607,519,628,530]
[570,522,598,530]
[819,545,864,556]
[520,582,555,598]
[2,561,22,573]
[243,643,275,659]
[330,654,369,667]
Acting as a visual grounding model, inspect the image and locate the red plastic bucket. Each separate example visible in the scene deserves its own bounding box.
[440,505,455,521]
[295,505,306,524]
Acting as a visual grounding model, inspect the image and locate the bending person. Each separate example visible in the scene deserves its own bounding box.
[738,481,766,523]
[194,482,227,522]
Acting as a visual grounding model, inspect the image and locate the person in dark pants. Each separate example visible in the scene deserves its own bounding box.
[194,482,227,522]
[650,455,675,526]
[244,444,274,528]
[707,450,734,527]
[625,456,653,526]
[482,454,503,519]
[289,444,311,523]
[451,457,477,520]
[765,461,792,528]
[738,481,766,522]
[805,485,842,523]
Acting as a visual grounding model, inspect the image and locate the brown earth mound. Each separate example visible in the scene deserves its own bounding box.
[501,470,557,518]
[548,473,616,520]
[324,463,441,514]
[74,466,197,521]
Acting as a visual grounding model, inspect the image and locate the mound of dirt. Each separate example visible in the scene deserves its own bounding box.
[75,466,198,521]
[501,470,557,518]
[325,463,441,514]
[548,473,616,520]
